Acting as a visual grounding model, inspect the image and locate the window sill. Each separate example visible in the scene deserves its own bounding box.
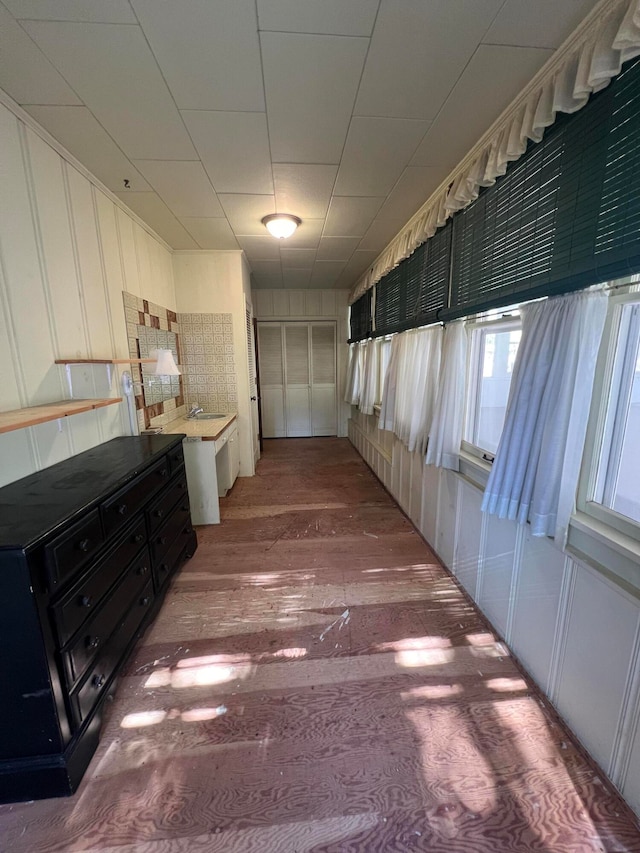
[457,449,492,492]
[566,511,640,598]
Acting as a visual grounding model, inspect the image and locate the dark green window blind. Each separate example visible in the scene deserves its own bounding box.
[349,290,372,342]
[372,220,452,336]
[444,56,640,320]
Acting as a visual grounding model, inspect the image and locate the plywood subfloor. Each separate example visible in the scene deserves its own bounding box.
[1,438,639,852]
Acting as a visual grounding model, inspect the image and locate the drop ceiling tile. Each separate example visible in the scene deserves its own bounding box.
[5,0,137,22]
[273,164,338,220]
[280,248,316,268]
[483,0,599,50]
[24,106,151,192]
[411,44,553,168]
[182,111,273,195]
[334,116,430,197]
[282,268,312,287]
[179,218,240,249]
[248,260,283,277]
[257,0,379,35]
[252,272,284,289]
[317,237,361,261]
[359,217,403,252]
[355,0,503,120]
[22,21,197,159]
[237,236,282,260]
[115,192,199,249]
[0,5,81,105]
[324,196,384,237]
[132,0,264,111]
[334,249,379,289]
[369,165,443,235]
[133,161,223,218]
[310,260,347,288]
[218,194,276,236]
[261,31,369,163]
[279,219,323,249]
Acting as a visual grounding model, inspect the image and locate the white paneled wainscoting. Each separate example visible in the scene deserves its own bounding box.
[349,407,640,819]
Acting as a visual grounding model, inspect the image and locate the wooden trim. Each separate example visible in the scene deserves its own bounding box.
[55,358,155,364]
[0,398,122,435]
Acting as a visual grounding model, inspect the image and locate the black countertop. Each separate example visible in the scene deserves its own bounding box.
[0,434,185,551]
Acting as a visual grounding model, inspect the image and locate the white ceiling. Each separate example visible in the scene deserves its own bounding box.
[0,0,601,290]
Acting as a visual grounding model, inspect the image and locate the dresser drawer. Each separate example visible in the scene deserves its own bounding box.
[150,501,191,567]
[45,509,104,591]
[146,474,188,534]
[52,517,147,646]
[153,528,192,592]
[63,549,151,688]
[71,579,154,727]
[101,458,170,537]
[168,442,185,475]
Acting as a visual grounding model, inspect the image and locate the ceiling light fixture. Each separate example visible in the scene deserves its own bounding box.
[262,213,301,239]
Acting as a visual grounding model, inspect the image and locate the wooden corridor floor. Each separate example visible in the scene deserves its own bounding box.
[2,437,640,852]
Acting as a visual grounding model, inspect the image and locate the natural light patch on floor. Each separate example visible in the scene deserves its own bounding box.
[486,677,528,693]
[395,647,456,668]
[144,661,254,689]
[374,636,452,653]
[401,683,464,700]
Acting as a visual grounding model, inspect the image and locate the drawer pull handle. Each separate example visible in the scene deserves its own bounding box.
[78,538,91,552]
[137,565,148,576]
[160,469,168,478]
[117,504,128,516]
[183,526,192,535]
[178,481,185,489]
[181,504,189,512]
[160,563,168,573]
[85,636,100,650]
[141,596,151,606]
[81,595,93,608]
[134,533,144,543]
[157,536,167,546]
[154,509,164,518]
[92,674,105,689]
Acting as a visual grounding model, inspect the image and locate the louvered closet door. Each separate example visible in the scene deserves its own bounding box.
[257,324,285,437]
[284,324,311,436]
[311,323,337,435]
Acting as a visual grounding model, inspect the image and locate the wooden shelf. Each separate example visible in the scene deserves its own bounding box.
[55,358,154,364]
[0,398,123,435]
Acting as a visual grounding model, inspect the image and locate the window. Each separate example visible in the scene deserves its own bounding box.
[377,338,392,405]
[582,293,640,534]
[464,318,521,459]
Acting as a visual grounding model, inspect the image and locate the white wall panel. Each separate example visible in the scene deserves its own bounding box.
[479,513,517,639]
[510,530,567,693]
[409,449,423,528]
[0,99,177,486]
[420,463,439,547]
[436,468,458,569]
[453,480,483,600]
[555,563,640,772]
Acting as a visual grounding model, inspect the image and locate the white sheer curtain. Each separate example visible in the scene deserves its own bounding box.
[426,321,468,470]
[378,326,442,454]
[481,290,607,545]
[344,342,364,406]
[359,339,379,416]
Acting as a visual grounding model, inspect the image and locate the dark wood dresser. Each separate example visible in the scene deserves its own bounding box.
[0,434,197,803]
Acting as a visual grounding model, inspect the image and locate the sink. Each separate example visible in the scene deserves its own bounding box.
[184,413,228,420]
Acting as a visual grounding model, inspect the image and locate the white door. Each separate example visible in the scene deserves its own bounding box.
[257,323,286,437]
[257,321,337,438]
[311,323,337,436]
[284,324,311,437]
[246,302,260,464]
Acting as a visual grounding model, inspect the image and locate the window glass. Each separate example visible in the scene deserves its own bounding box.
[466,322,521,456]
[594,301,640,523]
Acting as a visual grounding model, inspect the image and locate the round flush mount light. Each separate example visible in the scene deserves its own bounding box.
[262,213,301,239]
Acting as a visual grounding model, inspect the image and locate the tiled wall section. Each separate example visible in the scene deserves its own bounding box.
[180,313,237,413]
[137,326,180,405]
[122,291,185,429]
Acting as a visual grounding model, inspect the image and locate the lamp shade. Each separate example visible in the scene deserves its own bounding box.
[262,213,301,239]
[152,348,181,376]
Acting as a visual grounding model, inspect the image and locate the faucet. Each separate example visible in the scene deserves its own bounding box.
[187,403,204,419]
